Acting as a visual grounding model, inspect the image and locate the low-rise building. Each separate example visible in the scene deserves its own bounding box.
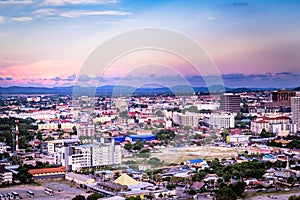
[28,166,67,179]
[38,123,59,130]
[0,142,10,154]
[0,165,13,184]
[186,158,209,169]
[65,172,95,185]
[250,115,291,134]
[226,134,250,144]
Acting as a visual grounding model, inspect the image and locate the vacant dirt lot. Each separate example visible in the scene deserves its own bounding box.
[151,145,245,163]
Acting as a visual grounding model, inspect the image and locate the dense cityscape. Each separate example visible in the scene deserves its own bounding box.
[0,88,300,199]
[1,0,300,200]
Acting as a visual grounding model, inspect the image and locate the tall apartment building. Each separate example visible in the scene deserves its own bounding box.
[272,89,296,106]
[47,138,121,171]
[172,112,200,128]
[220,94,241,113]
[203,112,235,130]
[292,97,300,131]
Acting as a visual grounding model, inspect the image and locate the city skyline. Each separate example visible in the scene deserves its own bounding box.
[1,0,300,88]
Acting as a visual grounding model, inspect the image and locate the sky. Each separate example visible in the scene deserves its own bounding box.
[0,0,300,88]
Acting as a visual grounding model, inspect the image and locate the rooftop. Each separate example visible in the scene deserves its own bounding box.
[29,166,67,175]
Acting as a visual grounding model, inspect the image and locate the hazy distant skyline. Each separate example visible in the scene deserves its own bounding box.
[0,0,300,88]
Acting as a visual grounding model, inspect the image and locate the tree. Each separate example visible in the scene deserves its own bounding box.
[230,181,246,196]
[234,112,246,120]
[287,177,295,185]
[155,110,164,117]
[140,149,150,154]
[183,126,192,131]
[289,195,300,200]
[209,158,222,169]
[187,189,197,195]
[148,157,161,166]
[260,128,274,138]
[288,140,300,149]
[240,103,249,113]
[133,139,143,151]
[18,166,34,184]
[36,131,43,140]
[124,142,132,151]
[156,129,175,141]
[144,194,154,200]
[192,171,207,182]
[87,192,102,200]
[157,122,164,128]
[125,197,141,200]
[166,184,176,190]
[170,176,178,185]
[216,186,237,200]
[142,173,148,181]
[72,195,85,200]
[186,106,199,113]
[114,172,120,179]
[72,126,77,135]
[119,111,128,118]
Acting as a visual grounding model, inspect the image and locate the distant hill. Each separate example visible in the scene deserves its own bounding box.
[0,85,296,96]
[0,86,74,95]
[293,86,300,91]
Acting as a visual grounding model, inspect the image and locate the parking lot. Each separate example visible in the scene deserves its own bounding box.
[0,181,88,200]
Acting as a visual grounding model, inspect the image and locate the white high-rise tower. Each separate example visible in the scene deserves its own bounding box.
[15,120,19,153]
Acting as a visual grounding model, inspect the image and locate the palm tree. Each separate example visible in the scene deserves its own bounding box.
[156,174,162,185]
[142,173,148,181]
[101,171,106,181]
[185,177,191,189]
[170,176,177,186]
[114,172,120,179]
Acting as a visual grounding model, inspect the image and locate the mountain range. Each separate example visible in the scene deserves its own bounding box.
[0,85,296,96]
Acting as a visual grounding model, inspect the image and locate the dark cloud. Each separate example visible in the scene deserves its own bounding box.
[183,72,300,88]
[50,76,62,81]
[64,74,76,81]
[229,1,250,7]
[27,81,43,85]
[222,73,245,80]
[0,77,13,81]
[221,72,300,88]
[275,72,299,77]
[77,74,97,82]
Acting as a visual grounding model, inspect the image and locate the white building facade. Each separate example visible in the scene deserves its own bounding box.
[203,112,235,130]
[47,138,121,171]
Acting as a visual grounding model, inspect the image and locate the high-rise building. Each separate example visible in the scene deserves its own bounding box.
[220,94,241,113]
[172,112,200,128]
[291,97,300,131]
[272,89,296,106]
[47,138,122,171]
[203,112,235,129]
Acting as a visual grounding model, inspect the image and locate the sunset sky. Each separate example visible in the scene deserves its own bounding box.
[0,0,300,88]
